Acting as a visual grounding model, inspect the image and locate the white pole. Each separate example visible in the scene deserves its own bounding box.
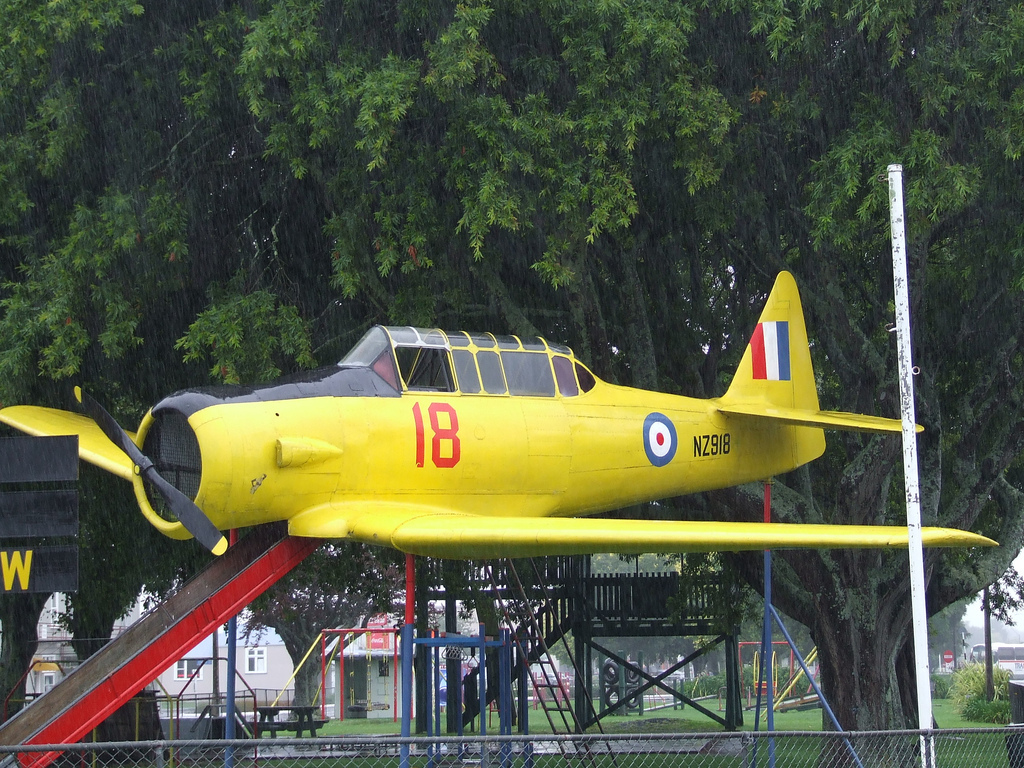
[887,164,934,766]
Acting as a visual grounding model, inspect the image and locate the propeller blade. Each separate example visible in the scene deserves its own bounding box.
[74,387,228,556]
[138,463,228,556]
[74,387,148,469]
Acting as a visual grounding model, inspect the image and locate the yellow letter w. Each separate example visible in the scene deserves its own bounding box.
[1,550,33,591]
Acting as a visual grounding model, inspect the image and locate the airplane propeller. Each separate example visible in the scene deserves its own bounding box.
[74,387,228,556]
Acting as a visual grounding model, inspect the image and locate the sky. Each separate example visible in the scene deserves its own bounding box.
[962,549,1024,646]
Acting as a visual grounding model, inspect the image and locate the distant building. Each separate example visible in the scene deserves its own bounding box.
[23,594,148,697]
[151,627,302,707]
[20,594,311,709]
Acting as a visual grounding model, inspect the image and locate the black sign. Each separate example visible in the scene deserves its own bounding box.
[0,490,78,537]
[0,435,78,483]
[0,546,78,594]
[0,434,79,592]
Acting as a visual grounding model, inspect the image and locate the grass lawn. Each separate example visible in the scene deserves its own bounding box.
[290,697,1014,768]
[313,696,1000,737]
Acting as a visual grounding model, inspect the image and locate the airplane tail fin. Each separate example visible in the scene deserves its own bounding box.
[722,271,821,413]
[720,272,907,436]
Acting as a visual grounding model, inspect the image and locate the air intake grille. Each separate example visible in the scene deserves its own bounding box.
[142,411,202,520]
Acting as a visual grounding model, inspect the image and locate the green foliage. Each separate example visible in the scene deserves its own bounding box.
[949,663,1011,719]
[932,674,951,700]
[960,696,1012,725]
[684,672,726,699]
[0,182,188,398]
[670,551,757,633]
[175,273,316,384]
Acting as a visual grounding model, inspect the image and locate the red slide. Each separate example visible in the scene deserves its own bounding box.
[0,524,320,766]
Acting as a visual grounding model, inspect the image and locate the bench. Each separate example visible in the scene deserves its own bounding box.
[256,706,327,737]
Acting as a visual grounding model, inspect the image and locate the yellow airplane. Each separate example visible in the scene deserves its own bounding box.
[0,272,995,557]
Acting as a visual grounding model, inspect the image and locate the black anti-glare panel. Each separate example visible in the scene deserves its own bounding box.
[0,490,78,537]
[0,436,78,483]
[0,545,78,593]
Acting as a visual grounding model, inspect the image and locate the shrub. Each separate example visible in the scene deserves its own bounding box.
[961,696,1012,724]
[949,663,1011,720]
[932,674,951,700]
[685,672,725,698]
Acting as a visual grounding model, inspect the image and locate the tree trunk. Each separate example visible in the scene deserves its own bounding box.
[291,655,319,708]
[68,605,118,666]
[0,593,47,720]
[814,605,909,730]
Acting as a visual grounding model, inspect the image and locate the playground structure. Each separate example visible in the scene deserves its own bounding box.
[418,557,746,733]
[739,641,820,714]
[0,182,947,768]
[323,626,400,722]
[0,523,842,763]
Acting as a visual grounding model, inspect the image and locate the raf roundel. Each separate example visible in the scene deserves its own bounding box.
[643,412,677,467]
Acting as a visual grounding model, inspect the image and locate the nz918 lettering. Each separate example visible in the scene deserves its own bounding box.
[693,433,731,457]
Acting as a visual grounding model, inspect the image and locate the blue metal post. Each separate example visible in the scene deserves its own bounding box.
[401,623,414,768]
[457,655,465,761]
[226,617,236,760]
[401,554,415,768]
[499,629,511,768]
[770,606,864,768]
[433,645,441,737]
[478,623,487,739]
[522,659,532,768]
[425,641,434,768]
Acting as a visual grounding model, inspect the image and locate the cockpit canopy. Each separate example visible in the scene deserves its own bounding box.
[340,326,596,397]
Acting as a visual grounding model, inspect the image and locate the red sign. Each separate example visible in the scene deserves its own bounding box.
[942,650,954,665]
[367,615,391,651]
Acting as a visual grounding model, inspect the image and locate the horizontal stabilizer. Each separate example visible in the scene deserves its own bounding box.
[0,405,135,480]
[289,502,994,559]
[718,403,921,435]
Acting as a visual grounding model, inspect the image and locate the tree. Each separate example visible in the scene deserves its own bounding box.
[0,594,47,718]
[680,3,1024,729]
[929,600,969,672]
[2,0,1023,732]
[0,0,301,707]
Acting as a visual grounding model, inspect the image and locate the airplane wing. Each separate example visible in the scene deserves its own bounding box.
[289,502,995,559]
[718,403,923,434]
[0,405,136,481]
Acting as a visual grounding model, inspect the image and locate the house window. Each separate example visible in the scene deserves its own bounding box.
[174,659,204,680]
[246,647,267,674]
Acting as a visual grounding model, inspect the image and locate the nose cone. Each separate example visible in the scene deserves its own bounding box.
[142,401,203,505]
[129,393,208,540]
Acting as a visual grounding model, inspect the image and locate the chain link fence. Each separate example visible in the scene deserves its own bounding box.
[2,729,1022,768]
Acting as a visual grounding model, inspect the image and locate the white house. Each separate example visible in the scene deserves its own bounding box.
[151,625,303,709]
[22,594,314,714]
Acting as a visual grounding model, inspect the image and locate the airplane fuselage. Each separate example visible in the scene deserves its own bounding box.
[153,379,823,535]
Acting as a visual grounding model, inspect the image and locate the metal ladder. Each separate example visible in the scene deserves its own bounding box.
[487,558,612,767]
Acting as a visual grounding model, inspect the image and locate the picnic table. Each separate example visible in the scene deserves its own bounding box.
[256,705,326,737]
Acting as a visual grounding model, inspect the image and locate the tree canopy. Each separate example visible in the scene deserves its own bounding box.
[2,0,1023,729]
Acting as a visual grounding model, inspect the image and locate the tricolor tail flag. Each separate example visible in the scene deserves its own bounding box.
[751,321,791,381]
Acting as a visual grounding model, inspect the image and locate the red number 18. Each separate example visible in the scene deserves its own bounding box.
[413,402,461,468]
